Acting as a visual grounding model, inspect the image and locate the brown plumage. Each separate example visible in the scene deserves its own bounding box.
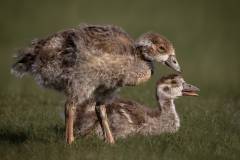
[73,74,199,139]
[11,24,181,144]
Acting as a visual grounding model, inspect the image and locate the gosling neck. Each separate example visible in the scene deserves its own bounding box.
[156,93,175,112]
[159,98,174,112]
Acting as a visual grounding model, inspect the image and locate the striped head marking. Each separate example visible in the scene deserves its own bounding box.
[136,32,181,73]
[156,74,199,99]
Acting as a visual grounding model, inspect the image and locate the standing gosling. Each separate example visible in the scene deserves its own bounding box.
[11,25,181,144]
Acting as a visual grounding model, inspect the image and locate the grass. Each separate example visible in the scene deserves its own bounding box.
[1,92,240,159]
[0,0,240,159]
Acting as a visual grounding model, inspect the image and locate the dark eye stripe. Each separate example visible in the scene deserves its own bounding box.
[171,80,177,84]
[160,46,165,50]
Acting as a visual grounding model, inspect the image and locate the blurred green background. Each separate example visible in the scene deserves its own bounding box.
[0,0,240,159]
[0,0,239,96]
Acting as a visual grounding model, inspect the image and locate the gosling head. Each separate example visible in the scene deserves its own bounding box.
[156,74,200,99]
[136,32,181,73]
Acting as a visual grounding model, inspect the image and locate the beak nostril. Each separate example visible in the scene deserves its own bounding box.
[173,60,176,64]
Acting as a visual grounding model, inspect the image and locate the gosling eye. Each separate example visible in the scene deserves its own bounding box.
[171,80,177,84]
[158,46,166,52]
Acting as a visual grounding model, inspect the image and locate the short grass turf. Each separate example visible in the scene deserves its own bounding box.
[0,0,240,160]
[1,91,240,160]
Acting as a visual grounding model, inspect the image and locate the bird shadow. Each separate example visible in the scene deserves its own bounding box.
[0,126,28,144]
[0,124,65,144]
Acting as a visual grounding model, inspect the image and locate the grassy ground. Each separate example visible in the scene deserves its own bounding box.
[1,0,240,159]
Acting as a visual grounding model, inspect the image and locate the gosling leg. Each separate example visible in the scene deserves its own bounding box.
[65,103,76,144]
[96,104,115,144]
